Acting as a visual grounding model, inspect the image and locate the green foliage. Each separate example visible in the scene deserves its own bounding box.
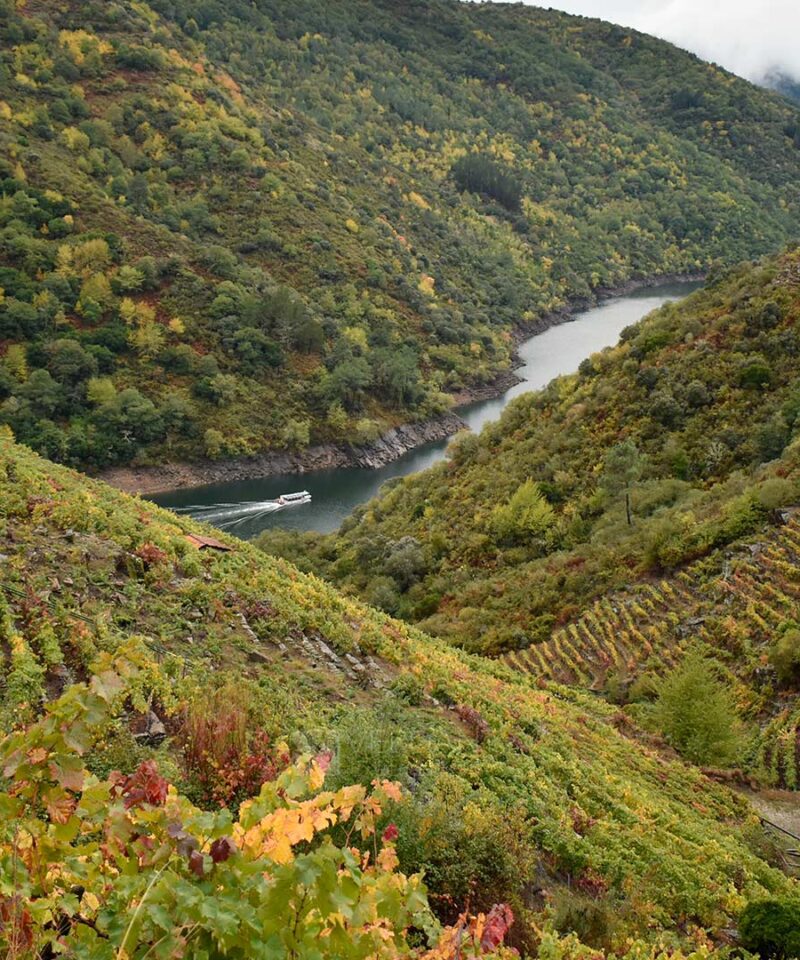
[451,154,522,212]
[1,0,799,468]
[327,709,410,792]
[0,434,794,951]
[285,250,800,654]
[491,480,556,544]
[770,629,800,686]
[652,651,743,766]
[738,898,800,960]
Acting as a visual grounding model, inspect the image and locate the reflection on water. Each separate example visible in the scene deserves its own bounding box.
[151,282,702,538]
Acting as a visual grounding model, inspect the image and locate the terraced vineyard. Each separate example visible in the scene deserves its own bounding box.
[6,433,800,951]
[504,512,800,786]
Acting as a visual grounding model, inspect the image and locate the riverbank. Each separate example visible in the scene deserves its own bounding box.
[99,412,467,496]
[99,272,703,496]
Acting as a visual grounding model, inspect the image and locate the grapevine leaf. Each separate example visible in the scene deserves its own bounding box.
[49,757,85,792]
[209,836,236,863]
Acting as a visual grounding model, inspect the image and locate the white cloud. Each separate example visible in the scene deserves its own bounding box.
[508,0,800,82]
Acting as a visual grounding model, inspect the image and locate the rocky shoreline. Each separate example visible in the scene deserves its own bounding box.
[99,413,468,496]
[98,272,703,496]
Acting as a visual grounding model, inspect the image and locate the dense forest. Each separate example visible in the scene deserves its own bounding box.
[2,0,800,469]
[2,432,799,957]
[263,248,800,652]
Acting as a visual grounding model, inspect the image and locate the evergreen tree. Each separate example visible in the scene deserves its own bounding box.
[653,651,742,766]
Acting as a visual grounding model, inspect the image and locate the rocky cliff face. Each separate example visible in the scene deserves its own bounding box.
[98,413,467,495]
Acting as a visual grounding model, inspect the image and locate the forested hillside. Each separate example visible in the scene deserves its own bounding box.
[2,0,800,470]
[1,432,798,956]
[263,248,800,652]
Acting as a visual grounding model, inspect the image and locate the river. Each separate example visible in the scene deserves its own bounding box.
[151,281,701,538]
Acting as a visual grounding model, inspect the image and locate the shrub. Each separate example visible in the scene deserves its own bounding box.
[491,480,555,544]
[738,898,800,959]
[652,650,743,765]
[203,427,226,458]
[179,683,288,807]
[770,629,800,686]
[328,709,409,791]
[552,889,617,951]
[390,672,425,706]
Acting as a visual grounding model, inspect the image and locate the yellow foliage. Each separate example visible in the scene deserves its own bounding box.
[418,275,436,296]
[59,29,112,65]
[79,273,114,309]
[119,298,138,325]
[86,377,117,405]
[128,321,165,359]
[407,191,431,210]
[345,218,360,234]
[343,326,369,350]
[4,344,28,382]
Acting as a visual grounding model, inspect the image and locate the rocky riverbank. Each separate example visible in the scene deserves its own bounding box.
[99,412,467,495]
[100,272,703,497]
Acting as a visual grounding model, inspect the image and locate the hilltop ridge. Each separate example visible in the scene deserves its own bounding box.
[2,0,800,472]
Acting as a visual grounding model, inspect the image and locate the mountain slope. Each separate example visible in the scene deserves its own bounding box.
[264,248,800,653]
[503,509,800,789]
[1,0,800,471]
[0,431,796,952]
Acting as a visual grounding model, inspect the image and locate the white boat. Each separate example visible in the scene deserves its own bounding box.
[177,491,312,528]
[276,491,312,506]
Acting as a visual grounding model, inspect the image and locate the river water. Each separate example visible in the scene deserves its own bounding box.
[151,281,701,538]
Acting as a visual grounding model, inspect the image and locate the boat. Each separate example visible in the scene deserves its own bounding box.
[276,491,312,506]
[176,491,312,528]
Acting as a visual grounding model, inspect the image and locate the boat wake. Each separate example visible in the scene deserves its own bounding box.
[175,491,312,528]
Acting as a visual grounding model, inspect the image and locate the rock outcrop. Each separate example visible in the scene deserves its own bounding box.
[99,413,466,496]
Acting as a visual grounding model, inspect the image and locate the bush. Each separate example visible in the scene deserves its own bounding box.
[739,898,800,959]
[652,650,742,765]
[390,672,425,706]
[327,710,409,791]
[552,889,617,951]
[178,682,288,808]
[769,629,800,686]
[491,480,555,544]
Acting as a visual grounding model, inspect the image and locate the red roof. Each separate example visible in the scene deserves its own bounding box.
[184,533,232,551]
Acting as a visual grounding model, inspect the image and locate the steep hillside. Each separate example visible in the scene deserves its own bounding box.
[503,511,800,789]
[1,432,797,953]
[265,248,800,653]
[2,0,800,472]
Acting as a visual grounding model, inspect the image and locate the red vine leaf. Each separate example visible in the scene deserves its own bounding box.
[209,837,236,863]
[115,760,168,809]
[480,903,514,952]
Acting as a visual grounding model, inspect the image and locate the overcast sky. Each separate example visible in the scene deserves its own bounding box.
[509,1,800,83]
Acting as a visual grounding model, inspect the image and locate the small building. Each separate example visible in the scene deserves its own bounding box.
[184,533,232,552]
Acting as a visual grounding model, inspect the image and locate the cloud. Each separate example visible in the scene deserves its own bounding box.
[511,0,800,82]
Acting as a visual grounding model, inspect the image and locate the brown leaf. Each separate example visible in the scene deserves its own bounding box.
[44,787,77,825]
[49,760,85,793]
